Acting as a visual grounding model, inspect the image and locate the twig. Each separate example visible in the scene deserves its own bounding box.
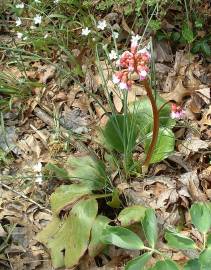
[0,182,52,214]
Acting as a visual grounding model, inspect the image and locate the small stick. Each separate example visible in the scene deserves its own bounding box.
[0,182,52,214]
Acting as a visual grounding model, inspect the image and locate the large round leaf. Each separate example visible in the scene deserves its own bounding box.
[102,114,138,153]
[129,95,175,136]
[144,127,175,164]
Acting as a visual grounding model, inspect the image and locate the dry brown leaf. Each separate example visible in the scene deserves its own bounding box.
[178,137,210,156]
[179,171,207,201]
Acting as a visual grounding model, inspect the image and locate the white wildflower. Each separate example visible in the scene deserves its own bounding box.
[33,162,43,185]
[81,27,91,36]
[109,49,118,60]
[15,17,22,26]
[97,20,107,30]
[112,32,119,39]
[17,32,23,39]
[34,0,41,3]
[16,2,24,8]
[33,14,42,25]
[44,33,48,39]
[131,34,141,46]
[53,0,59,3]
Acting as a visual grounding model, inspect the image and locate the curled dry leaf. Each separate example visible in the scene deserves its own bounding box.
[178,137,210,156]
[179,171,207,201]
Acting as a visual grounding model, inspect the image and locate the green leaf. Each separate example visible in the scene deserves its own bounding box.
[107,189,121,208]
[101,226,144,250]
[88,215,110,257]
[50,184,92,215]
[171,32,181,42]
[66,154,107,190]
[165,229,196,250]
[199,247,211,270]
[36,198,98,268]
[130,96,175,137]
[201,41,211,56]
[144,128,175,164]
[45,163,70,180]
[206,233,211,247]
[125,252,152,270]
[184,259,201,270]
[142,208,157,248]
[190,202,211,233]
[118,205,146,227]
[182,23,194,43]
[150,259,180,270]
[102,114,138,153]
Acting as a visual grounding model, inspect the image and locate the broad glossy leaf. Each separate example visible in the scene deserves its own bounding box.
[184,259,201,270]
[66,154,107,190]
[190,202,211,233]
[165,229,196,250]
[101,225,144,250]
[129,95,175,136]
[36,198,98,268]
[50,184,91,214]
[102,114,138,153]
[125,252,152,270]
[88,215,110,257]
[118,205,146,227]
[144,127,175,163]
[142,208,157,248]
[199,247,211,270]
[150,259,180,270]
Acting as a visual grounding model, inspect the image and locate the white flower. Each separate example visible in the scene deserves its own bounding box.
[112,32,119,39]
[34,0,41,3]
[53,0,59,3]
[17,32,23,39]
[97,20,107,30]
[131,34,141,46]
[15,17,22,26]
[23,36,28,41]
[109,49,118,60]
[16,2,24,8]
[35,174,43,185]
[81,27,91,36]
[33,14,42,25]
[44,33,48,39]
[33,162,42,172]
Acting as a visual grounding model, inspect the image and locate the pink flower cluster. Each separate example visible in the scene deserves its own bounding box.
[171,104,185,119]
[112,35,151,90]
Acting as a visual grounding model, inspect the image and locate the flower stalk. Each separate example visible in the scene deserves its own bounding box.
[142,79,159,167]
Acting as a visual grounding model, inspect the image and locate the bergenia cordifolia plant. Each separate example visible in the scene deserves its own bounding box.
[112,35,159,168]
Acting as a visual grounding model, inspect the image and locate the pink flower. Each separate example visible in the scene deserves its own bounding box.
[171,104,185,119]
[112,35,151,90]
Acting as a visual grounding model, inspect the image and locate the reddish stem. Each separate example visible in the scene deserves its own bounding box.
[142,79,159,167]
